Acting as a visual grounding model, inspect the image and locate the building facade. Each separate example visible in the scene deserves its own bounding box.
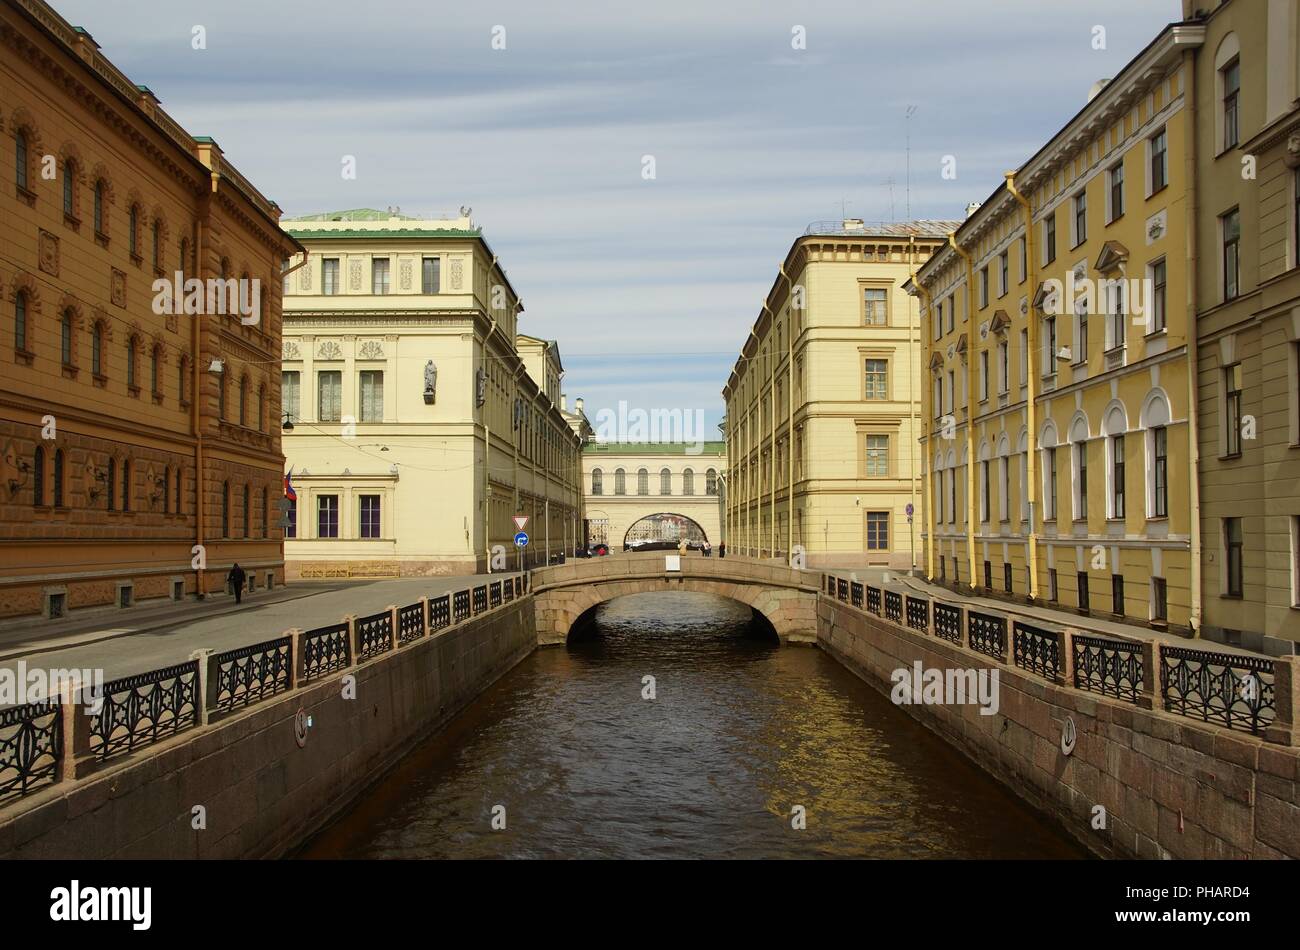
[583,442,725,549]
[1189,0,1300,654]
[280,210,583,576]
[0,0,299,621]
[723,221,958,570]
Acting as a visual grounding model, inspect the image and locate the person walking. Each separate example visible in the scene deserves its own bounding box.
[703,541,712,557]
[719,542,726,559]
[227,562,247,605]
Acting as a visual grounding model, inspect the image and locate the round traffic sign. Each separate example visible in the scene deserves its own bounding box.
[514,531,529,547]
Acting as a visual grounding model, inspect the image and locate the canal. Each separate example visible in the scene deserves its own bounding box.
[301,591,1085,859]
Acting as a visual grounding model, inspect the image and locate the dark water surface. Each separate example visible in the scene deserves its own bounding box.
[301,592,1085,859]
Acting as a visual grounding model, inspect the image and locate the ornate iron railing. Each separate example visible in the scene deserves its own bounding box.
[905,596,929,632]
[934,602,962,644]
[398,602,425,644]
[884,590,902,623]
[214,637,292,713]
[453,589,471,623]
[430,594,451,630]
[836,578,848,602]
[0,701,61,802]
[1012,622,1059,681]
[825,574,835,594]
[967,611,1006,660]
[490,581,502,608]
[90,662,198,761]
[302,622,351,682]
[850,581,863,608]
[472,585,488,614]
[503,577,514,603]
[1161,646,1275,734]
[866,586,882,615]
[1072,634,1143,704]
[357,610,394,661]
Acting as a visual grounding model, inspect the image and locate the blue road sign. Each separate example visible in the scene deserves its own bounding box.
[514,532,529,547]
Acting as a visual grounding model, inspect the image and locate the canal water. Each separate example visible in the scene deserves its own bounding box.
[301,592,1085,859]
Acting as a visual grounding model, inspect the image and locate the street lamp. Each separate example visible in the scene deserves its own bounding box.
[280,412,294,432]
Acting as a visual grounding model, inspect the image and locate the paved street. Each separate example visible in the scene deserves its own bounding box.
[0,573,518,687]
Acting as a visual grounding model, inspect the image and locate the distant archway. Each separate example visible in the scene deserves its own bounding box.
[623,512,709,549]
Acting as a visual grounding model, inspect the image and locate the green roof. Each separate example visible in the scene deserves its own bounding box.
[285,227,481,239]
[584,441,725,455]
[284,208,420,222]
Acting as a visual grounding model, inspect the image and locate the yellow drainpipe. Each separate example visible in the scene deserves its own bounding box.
[1183,50,1203,635]
[949,232,979,589]
[912,278,936,581]
[1006,172,1041,601]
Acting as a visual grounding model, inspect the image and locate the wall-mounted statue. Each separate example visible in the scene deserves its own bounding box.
[475,367,486,407]
[424,360,437,405]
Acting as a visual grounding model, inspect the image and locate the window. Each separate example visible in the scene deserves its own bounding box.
[127,337,138,390]
[317,495,339,539]
[262,487,269,538]
[106,458,115,511]
[1152,426,1168,518]
[1294,168,1300,269]
[239,376,248,425]
[1045,447,1058,520]
[1221,58,1240,151]
[1072,191,1087,246]
[176,468,183,514]
[1075,442,1088,518]
[1111,434,1125,519]
[1224,363,1242,457]
[222,483,232,538]
[1152,577,1168,621]
[1222,208,1240,301]
[1044,212,1057,264]
[93,180,105,234]
[997,340,1008,394]
[15,130,28,191]
[980,350,989,401]
[32,446,44,506]
[282,371,300,423]
[360,495,381,539]
[122,459,131,511]
[983,560,992,590]
[864,359,887,399]
[62,159,75,216]
[1018,238,1027,283]
[865,435,889,476]
[1019,329,1028,386]
[863,287,887,325]
[60,309,73,366]
[865,511,889,551]
[318,370,342,422]
[932,377,942,420]
[371,258,390,295]
[1224,517,1243,597]
[422,257,440,294]
[947,468,955,524]
[706,469,718,495]
[1112,574,1125,616]
[683,468,695,495]
[151,219,161,271]
[999,252,1008,296]
[1150,259,1167,333]
[243,484,251,538]
[1004,563,1013,593]
[359,370,383,422]
[1077,571,1090,612]
[614,468,626,495]
[980,459,990,522]
[1150,128,1168,193]
[637,468,649,495]
[1107,282,1126,351]
[129,205,139,257]
[151,346,161,398]
[1076,302,1089,363]
[92,323,103,376]
[52,449,64,507]
[285,497,297,538]
[14,291,29,353]
[592,468,603,495]
[979,266,989,308]
[322,258,340,295]
[1108,161,1124,221]
[659,467,671,494]
[1044,316,1057,371]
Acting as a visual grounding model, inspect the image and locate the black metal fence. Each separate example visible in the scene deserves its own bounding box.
[472,585,488,615]
[214,637,292,713]
[905,596,929,632]
[934,602,962,644]
[0,701,61,803]
[967,612,1006,661]
[850,581,863,608]
[836,578,848,602]
[90,662,199,762]
[430,594,451,631]
[866,586,881,616]
[490,581,502,608]
[453,589,471,622]
[1160,646,1275,734]
[1073,634,1143,704]
[356,610,394,661]
[884,590,902,624]
[1012,622,1059,681]
[302,622,351,683]
[398,603,425,644]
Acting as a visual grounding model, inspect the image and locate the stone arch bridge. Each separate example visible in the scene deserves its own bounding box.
[529,551,819,645]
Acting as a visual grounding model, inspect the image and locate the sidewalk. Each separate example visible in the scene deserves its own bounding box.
[0,572,518,684]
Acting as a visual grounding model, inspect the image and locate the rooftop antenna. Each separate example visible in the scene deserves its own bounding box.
[905,105,917,221]
[885,177,896,222]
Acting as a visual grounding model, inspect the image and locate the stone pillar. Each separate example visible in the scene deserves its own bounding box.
[190,648,215,726]
[388,604,399,650]
[345,614,360,665]
[286,627,304,688]
[57,675,94,782]
[1137,639,1161,711]
[1058,629,1075,687]
[418,597,430,637]
[1264,656,1299,746]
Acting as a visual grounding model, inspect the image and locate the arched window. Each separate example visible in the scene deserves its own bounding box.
[60,309,73,367]
[62,158,75,216]
[682,468,695,496]
[1069,414,1090,521]
[122,458,131,511]
[92,322,104,376]
[32,446,44,507]
[591,468,603,495]
[129,205,140,257]
[262,486,269,538]
[163,466,171,513]
[222,481,230,537]
[126,336,138,390]
[257,384,266,432]
[175,467,183,514]
[239,375,248,426]
[14,291,28,353]
[637,468,648,495]
[243,484,251,538]
[52,449,64,507]
[93,180,105,234]
[1103,403,1128,520]
[1140,390,1172,520]
[218,370,227,419]
[106,457,116,511]
[151,344,161,397]
[706,468,718,495]
[15,130,29,191]
[614,468,626,495]
[660,467,671,495]
[179,356,189,405]
[151,218,162,270]
[179,238,190,281]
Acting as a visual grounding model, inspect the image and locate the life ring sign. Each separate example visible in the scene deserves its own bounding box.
[1060,715,1077,756]
[295,707,311,748]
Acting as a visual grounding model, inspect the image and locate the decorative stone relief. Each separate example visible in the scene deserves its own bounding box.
[349,259,362,291]
[1285,131,1300,169]
[450,259,463,291]
[283,341,300,360]
[358,340,385,360]
[399,259,412,291]
[318,340,342,360]
[1145,209,1167,245]
[39,230,59,276]
[298,260,312,291]
[111,268,126,308]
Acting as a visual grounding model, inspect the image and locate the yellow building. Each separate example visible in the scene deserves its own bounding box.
[723,220,958,569]
[0,0,300,621]
[913,20,1204,631]
[1189,0,1300,654]
[582,442,725,549]
[280,210,583,576]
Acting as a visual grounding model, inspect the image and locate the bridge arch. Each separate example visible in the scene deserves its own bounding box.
[622,511,709,549]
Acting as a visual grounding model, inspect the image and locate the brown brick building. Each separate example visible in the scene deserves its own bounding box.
[0,0,301,621]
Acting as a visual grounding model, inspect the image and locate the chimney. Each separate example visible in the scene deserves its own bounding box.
[575,397,584,414]
[965,202,982,219]
[560,393,568,411]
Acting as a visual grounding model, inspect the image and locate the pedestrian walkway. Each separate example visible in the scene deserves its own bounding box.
[0,572,518,684]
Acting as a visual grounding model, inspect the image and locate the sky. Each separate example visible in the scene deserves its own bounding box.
[53,0,1178,437]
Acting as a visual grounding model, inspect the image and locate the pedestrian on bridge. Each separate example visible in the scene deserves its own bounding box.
[227,563,247,605]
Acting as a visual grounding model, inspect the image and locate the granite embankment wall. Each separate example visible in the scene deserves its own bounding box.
[818,594,1300,859]
[0,600,534,859]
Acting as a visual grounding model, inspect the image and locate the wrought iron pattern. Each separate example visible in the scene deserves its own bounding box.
[850,581,863,608]
[825,574,834,594]
[0,701,61,802]
[934,602,962,644]
[905,596,929,632]
[490,581,502,608]
[1160,647,1275,734]
[836,578,848,602]
[1072,634,1143,704]
[1012,623,1059,681]
[302,622,351,682]
[214,637,292,712]
[398,602,425,644]
[453,589,471,622]
[472,585,488,614]
[90,662,198,761]
[967,612,1006,660]
[503,578,514,603]
[357,610,394,660]
[866,586,882,615]
[884,590,902,623]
